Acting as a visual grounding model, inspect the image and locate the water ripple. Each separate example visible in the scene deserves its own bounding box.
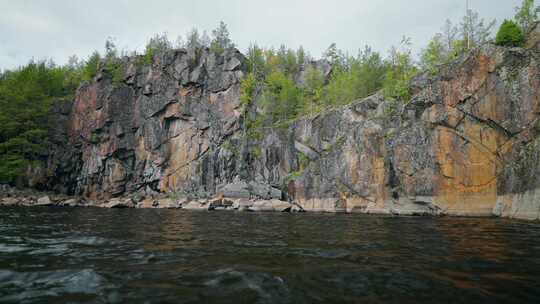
[0,208,539,303]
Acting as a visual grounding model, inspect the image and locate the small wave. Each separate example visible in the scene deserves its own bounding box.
[199,268,290,303]
[0,243,29,253]
[0,269,106,302]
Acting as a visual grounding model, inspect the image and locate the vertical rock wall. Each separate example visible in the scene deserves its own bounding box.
[46,28,540,219]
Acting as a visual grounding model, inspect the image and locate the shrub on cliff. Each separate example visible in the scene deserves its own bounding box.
[496,20,525,47]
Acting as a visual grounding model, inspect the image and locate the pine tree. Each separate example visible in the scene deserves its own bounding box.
[211,21,234,54]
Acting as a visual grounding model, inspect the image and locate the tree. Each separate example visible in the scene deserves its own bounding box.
[461,9,496,50]
[82,51,101,81]
[323,45,386,107]
[496,20,525,47]
[441,19,459,52]
[144,33,172,64]
[240,73,256,110]
[323,43,346,70]
[145,33,172,53]
[104,37,118,61]
[62,55,85,92]
[0,61,70,184]
[515,0,540,32]
[175,35,185,48]
[211,21,234,54]
[297,46,306,66]
[185,28,202,49]
[383,38,417,101]
[201,31,211,48]
[246,44,267,78]
[420,34,445,74]
[261,70,302,124]
[303,66,325,114]
[355,46,387,96]
[420,8,496,74]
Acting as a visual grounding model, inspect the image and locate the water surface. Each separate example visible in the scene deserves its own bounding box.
[1,207,540,303]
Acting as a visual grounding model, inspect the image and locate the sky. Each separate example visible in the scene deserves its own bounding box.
[0,0,526,71]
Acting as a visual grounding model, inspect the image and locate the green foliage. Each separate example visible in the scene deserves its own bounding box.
[261,70,303,124]
[251,147,262,158]
[496,20,525,47]
[104,37,118,61]
[420,35,445,74]
[461,9,496,50]
[284,171,302,184]
[143,33,172,65]
[420,8,496,74]
[323,43,346,71]
[324,46,387,106]
[221,140,233,151]
[210,21,234,55]
[0,61,73,184]
[105,59,124,86]
[298,152,311,170]
[246,115,264,140]
[303,66,325,114]
[240,72,256,111]
[246,44,267,77]
[515,0,540,32]
[184,28,206,49]
[81,51,101,81]
[382,39,417,101]
[243,42,389,135]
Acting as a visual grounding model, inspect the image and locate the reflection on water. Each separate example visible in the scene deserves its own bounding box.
[1,207,540,303]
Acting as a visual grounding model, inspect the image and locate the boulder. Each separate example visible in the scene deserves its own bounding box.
[182,200,210,211]
[156,198,180,209]
[104,198,135,208]
[249,200,293,212]
[137,199,158,208]
[208,198,235,210]
[35,196,54,206]
[231,199,254,211]
[60,198,80,207]
[0,197,20,206]
[218,182,251,199]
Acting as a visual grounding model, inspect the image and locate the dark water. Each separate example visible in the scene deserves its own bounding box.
[1,208,540,304]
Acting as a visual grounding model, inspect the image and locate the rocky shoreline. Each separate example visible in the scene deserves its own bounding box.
[0,195,302,212]
[2,189,539,220]
[0,186,304,212]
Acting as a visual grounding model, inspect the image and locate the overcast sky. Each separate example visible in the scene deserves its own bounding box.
[0,0,526,70]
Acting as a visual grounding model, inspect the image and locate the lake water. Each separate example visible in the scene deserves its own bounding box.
[1,207,540,303]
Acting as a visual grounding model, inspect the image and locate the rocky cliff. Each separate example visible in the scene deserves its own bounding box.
[41,25,540,220]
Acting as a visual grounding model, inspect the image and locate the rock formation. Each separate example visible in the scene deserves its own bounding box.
[16,24,540,219]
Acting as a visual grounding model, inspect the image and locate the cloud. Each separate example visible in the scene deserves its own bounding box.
[0,0,522,70]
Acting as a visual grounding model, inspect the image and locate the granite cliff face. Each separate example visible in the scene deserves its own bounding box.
[43,25,540,219]
[48,48,247,199]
